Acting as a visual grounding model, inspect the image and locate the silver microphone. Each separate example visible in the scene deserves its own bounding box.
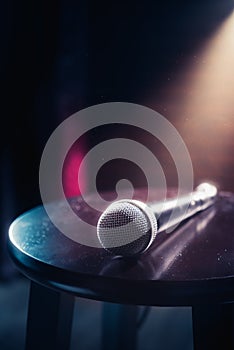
[97,183,218,257]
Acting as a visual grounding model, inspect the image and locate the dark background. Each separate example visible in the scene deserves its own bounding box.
[0,0,234,348]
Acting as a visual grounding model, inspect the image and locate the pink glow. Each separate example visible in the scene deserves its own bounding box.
[62,146,86,198]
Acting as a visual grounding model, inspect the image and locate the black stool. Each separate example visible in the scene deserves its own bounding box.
[8,189,234,350]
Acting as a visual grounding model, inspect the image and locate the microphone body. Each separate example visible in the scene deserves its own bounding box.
[150,183,217,233]
[97,183,218,257]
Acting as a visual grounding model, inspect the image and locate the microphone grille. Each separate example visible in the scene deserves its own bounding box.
[97,200,156,256]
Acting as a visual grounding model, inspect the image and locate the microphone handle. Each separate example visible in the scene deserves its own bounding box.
[149,183,218,233]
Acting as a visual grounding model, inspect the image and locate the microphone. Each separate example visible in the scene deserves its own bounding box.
[97,183,218,257]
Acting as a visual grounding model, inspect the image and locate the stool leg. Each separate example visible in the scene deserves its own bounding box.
[192,303,234,350]
[102,302,138,350]
[26,281,75,350]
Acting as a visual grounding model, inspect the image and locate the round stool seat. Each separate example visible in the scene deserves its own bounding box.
[8,189,234,306]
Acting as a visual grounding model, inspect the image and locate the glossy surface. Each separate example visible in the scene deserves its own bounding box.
[8,189,234,306]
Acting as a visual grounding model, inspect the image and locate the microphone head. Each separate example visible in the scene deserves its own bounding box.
[97,199,158,257]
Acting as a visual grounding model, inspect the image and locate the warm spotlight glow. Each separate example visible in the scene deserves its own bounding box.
[179,11,234,187]
[148,10,234,190]
[181,10,234,119]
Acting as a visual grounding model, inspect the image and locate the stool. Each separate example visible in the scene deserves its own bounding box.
[8,189,234,350]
